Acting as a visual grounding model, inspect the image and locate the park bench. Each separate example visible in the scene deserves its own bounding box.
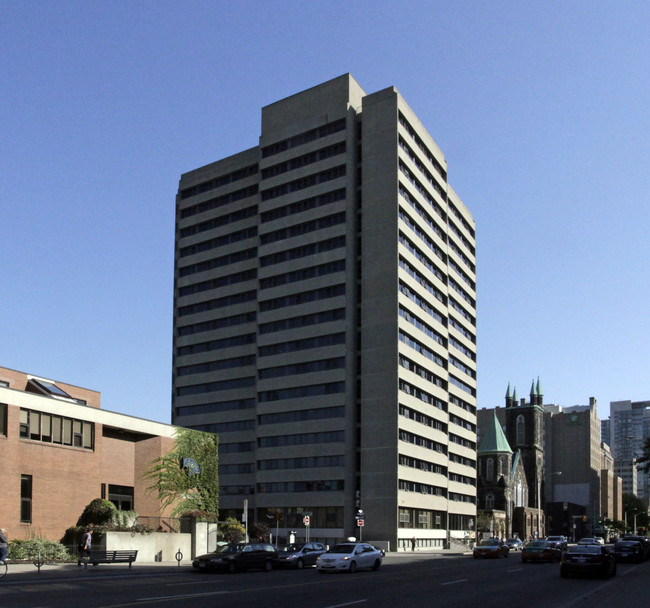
[87,549,138,568]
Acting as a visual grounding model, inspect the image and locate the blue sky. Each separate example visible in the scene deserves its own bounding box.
[2,1,649,424]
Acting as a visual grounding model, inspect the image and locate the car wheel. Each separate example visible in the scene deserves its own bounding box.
[349,561,357,573]
[228,561,237,574]
[296,558,304,570]
[264,559,273,572]
[372,559,381,571]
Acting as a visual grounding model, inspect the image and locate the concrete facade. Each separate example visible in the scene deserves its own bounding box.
[0,366,178,541]
[172,74,477,550]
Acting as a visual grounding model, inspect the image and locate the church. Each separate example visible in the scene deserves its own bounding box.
[477,380,546,540]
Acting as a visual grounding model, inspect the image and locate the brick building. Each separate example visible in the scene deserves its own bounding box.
[0,366,178,541]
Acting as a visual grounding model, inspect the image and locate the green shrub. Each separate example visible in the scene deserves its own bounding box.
[77,498,116,527]
[9,539,70,561]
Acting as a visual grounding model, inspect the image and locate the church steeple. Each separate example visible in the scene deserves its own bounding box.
[530,379,537,404]
[536,377,543,405]
[505,383,513,408]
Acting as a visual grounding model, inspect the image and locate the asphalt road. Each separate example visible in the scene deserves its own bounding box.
[2,552,649,608]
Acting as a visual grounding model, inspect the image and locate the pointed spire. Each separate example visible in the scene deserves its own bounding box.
[536,377,543,404]
[478,411,513,453]
[530,379,537,400]
[505,383,512,407]
[513,387,518,405]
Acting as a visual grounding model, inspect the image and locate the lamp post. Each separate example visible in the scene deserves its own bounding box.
[538,471,562,538]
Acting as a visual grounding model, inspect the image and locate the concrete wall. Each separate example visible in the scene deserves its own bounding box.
[103,531,192,564]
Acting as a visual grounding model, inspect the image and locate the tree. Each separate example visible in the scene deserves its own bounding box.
[635,438,650,474]
[143,428,219,518]
[622,493,649,531]
[220,517,245,543]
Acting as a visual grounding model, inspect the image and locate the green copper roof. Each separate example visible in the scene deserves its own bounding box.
[530,379,537,398]
[505,383,512,399]
[478,411,513,454]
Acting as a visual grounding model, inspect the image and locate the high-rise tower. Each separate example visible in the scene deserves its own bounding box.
[172,75,477,549]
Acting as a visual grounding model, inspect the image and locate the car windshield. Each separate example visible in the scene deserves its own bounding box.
[219,544,246,554]
[278,544,304,553]
[478,540,500,546]
[506,538,519,543]
[527,541,548,548]
[328,544,356,554]
[547,537,563,541]
[569,545,601,554]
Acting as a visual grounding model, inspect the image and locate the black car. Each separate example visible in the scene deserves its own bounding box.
[620,535,650,558]
[614,539,645,563]
[274,542,327,569]
[192,542,278,573]
[560,544,617,579]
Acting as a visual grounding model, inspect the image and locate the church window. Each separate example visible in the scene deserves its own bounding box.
[485,494,494,509]
[516,415,525,445]
[486,457,494,481]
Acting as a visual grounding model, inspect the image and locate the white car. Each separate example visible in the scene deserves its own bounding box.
[316,542,382,573]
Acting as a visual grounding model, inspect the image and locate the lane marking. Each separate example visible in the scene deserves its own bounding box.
[441,578,467,586]
[324,601,368,608]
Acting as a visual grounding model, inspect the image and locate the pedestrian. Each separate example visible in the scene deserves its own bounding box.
[77,527,93,565]
[0,529,8,562]
[411,536,416,551]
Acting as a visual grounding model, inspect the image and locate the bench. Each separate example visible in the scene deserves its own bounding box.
[87,550,138,568]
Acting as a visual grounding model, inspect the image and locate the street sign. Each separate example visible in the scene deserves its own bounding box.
[357,519,364,527]
[304,515,310,526]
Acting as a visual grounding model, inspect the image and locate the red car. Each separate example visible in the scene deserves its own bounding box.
[473,539,509,559]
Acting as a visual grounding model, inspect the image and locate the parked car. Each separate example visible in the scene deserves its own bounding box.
[192,542,278,573]
[522,540,562,563]
[545,535,568,551]
[316,543,382,573]
[275,542,327,569]
[620,535,650,558]
[560,544,617,579]
[505,538,523,551]
[473,539,509,559]
[613,539,645,563]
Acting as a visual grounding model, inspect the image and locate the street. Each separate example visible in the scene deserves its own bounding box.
[2,552,649,608]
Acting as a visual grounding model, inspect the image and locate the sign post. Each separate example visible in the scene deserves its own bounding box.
[355,510,365,542]
[303,514,310,542]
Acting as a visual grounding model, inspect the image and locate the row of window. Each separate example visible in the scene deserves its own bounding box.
[259,284,345,312]
[260,211,346,245]
[258,430,344,447]
[258,455,344,471]
[399,230,446,284]
[399,479,446,496]
[260,165,346,201]
[449,374,475,397]
[261,118,346,158]
[258,381,345,402]
[179,247,257,278]
[399,379,446,411]
[449,356,476,379]
[258,480,343,493]
[398,307,446,365]
[192,419,255,433]
[260,188,346,223]
[260,235,345,268]
[449,258,475,291]
[179,226,257,258]
[258,405,345,425]
[399,137,446,202]
[259,308,345,334]
[20,409,94,450]
[177,333,256,357]
[180,184,258,219]
[175,398,255,418]
[180,163,257,199]
[177,309,256,337]
[398,507,447,529]
[177,289,256,318]
[259,356,345,379]
[399,256,446,305]
[399,281,446,328]
[399,163,446,224]
[449,432,476,450]
[258,332,345,357]
[261,141,346,179]
[398,428,447,453]
[176,376,255,396]
[259,259,346,289]
[179,203,257,238]
[399,404,447,433]
[448,316,476,344]
[399,454,447,476]
[176,355,255,377]
[398,112,447,181]
[177,268,257,298]
[399,329,445,369]
[399,183,446,242]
